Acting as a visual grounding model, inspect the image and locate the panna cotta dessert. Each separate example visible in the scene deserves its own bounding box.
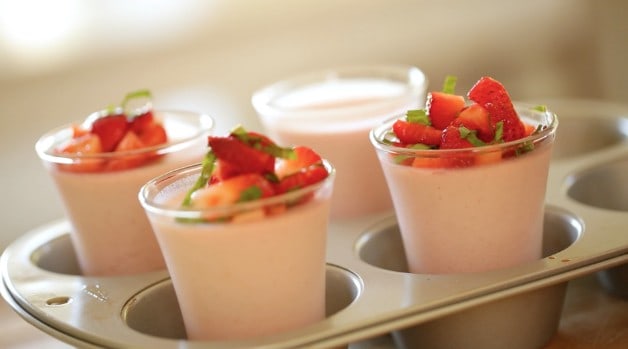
[370,76,558,273]
[139,126,335,341]
[252,65,427,218]
[36,90,213,276]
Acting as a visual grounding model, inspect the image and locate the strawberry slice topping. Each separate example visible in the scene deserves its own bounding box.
[392,119,442,146]
[427,91,466,130]
[274,165,328,194]
[182,125,330,221]
[275,146,323,179]
[191,173,275,208]
[452,103,494,143]
[55,90,169,172]
[208,135,275,176]
[467,76,525,141]
[90,114,129,152]
[387,75,542,169]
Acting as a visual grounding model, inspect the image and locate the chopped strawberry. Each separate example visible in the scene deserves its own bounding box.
[453,103,494,142]
[137,122,167,147]
[440,126,473,149]
[392,119,442,146]
[129,111,154,134]
[55,134,105,172]
[210,159,240,183]
[273,165,328,194]
[208,135,275,175]
[275,146,323,179]
[427,91,466,130]
[191,173,275,208]
[90,114,129,152]
[467,76,525,141]
[106,131,150,171]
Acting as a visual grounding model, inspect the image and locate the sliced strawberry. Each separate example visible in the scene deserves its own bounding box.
[427,91,466,130]
[392,119,442,146]
[192,173,275,208]
[106,131,150,171]
[453,103,494,142]
[129,111,154,135]
[273,165,328,194]
[275,146,323,179]
[467,76,525,141]
[91,114,129,152]
[137,122,167,147]
[440,125,473,149]
[55,134,105,172]
[208,136,275,175]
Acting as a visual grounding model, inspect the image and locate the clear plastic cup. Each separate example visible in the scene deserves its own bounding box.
[35,110,213,276]
[138,161,335,341]
[370,104,558,273]
[252,65,427,218]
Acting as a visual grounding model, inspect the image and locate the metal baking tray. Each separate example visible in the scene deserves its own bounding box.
[2,98,627,348]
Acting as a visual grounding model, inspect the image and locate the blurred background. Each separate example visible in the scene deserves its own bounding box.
[2,0,627,249]
[0,0,627,347]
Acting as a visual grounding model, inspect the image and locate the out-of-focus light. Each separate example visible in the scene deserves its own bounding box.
[0,0,82,51]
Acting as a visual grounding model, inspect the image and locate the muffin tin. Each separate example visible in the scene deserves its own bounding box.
[2,98,628,348]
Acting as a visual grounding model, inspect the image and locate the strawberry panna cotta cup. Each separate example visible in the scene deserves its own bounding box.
[370,76,558,274]
[36,90,214,276]
[139,125,335,341]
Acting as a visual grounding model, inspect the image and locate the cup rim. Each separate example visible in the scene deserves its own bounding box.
[138,160,336,220]
[369,102,559,156]
[35,109,214,163]
[251,64,428,122]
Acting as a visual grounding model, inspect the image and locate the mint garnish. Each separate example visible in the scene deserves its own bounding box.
[181,150,216,207]
[406,109,430,125]
[442,75,457,94]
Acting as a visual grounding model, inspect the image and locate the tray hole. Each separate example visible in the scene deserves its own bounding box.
[46,296,72,306]
[30,233,81,275]
[552,117,628,160]
[356,206,582,273]
[566,157,628,211]
[121,264,362,339]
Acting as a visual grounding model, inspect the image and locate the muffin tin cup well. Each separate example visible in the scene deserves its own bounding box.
[540,98,628,299]
[1,98,628,348]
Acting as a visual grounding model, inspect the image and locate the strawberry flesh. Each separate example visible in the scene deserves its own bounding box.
[467,76,525,141]
[392,119,442,146]
[427,92,466,130]
[91,114,129,152]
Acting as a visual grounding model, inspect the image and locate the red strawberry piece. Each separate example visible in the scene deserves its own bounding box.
[129,111,154,135]
[275,146,323,179]
[192,173,275,207]
[273,165,328,194]
[137,122,167,147]
[210,159,240,183]
[91,114,130,152]
[453,103,494,142]
[467,76,525,142]
[106,131,150,171]
[208,136,275,175]
[427,91,466,130]
[392,119,442,146]
[55,133,105,172]
[440,125,473,149]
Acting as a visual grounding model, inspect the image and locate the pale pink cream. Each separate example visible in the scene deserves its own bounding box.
[37,111,212,276]
[143,178,332,341]
[45,148,205,275]
[253,72,427,218]
[377,144,553,273]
